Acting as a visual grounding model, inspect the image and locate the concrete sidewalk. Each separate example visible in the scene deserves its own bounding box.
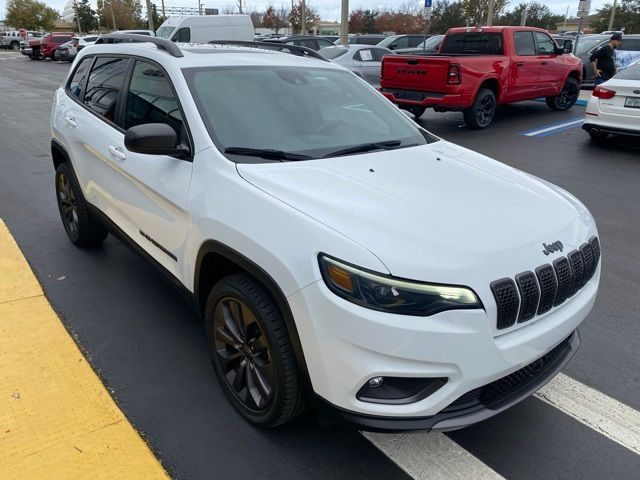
[0,219,168,479]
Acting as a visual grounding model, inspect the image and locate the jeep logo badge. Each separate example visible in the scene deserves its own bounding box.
[542,241,564,255]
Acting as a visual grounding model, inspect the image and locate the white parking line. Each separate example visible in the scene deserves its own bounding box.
[523,119,585,136]
[363,431,504,479]
[536,373,640,455]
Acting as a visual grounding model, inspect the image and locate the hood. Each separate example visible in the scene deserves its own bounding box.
[236,141,596,288]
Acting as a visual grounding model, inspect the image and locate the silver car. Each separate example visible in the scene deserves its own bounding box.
[320,44,394,87]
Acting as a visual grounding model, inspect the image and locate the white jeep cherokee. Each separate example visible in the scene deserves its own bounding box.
[50,35,601,430]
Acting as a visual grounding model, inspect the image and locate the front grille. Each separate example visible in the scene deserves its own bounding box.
[491,236,600,330]
[441,334,573,413]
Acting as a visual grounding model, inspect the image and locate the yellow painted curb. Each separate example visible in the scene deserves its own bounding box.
[0,220,169,479]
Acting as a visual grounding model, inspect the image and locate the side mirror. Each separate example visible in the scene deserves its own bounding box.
[563,39,573,53]
[389,43,397,50]
[124,123,187,157]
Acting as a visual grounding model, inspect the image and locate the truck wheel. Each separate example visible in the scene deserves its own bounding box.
[546,78,580,111]
[406,106,426,119]
[205,273,305,427]
[10,41,19,51]
[55,163,108,246]
[464,88,496,129]
[51,50,58,61]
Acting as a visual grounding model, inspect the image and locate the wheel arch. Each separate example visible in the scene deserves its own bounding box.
[194,240,310,379]
[476,77,501,103]
[51,139,70,170]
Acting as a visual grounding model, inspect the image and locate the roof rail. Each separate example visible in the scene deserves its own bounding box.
[207,40,329,62]
[94,34,184,58]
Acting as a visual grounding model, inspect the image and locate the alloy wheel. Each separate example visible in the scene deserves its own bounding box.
[213,297,275,411]
[477,95,496,127]
[57,172,79,238]
[557,82,579,109]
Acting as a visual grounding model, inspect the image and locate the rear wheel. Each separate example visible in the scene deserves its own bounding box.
[463,88,496,129]
[51,50,57,61]
[546,78,580,111]
[400,105,426,119]
[205,273,305,427]
[55,163,108,246]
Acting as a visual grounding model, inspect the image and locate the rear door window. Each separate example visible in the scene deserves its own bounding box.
[83,57,129,124]
[174,27,190,42]
[441,33,503,55]
[67,57,94,99]
[514,31,536,55]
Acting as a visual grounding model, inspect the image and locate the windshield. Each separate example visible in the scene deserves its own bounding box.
[184,66,433,162]
[574,36,607,56]
[156,26,175,39]
[377,36,400,48]
[319,46,348,59]
[441,33,503,55]
[615,62,640,80]
[416,35,443,50]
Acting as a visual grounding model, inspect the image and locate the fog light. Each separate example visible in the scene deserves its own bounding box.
[368,376,384,388]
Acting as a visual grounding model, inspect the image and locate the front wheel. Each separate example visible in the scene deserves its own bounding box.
[205,273,305,427]
[463,88,496,129]
[546,78,580,111]
[51,50,57,61]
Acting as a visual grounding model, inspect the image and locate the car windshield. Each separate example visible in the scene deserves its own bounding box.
[377,36,400,48]
[415,35,442,50]
[183,66,433,162]
[156,26,175,39]
[319,46,348,59]
[615,62,640,79]
[574,36,607,56]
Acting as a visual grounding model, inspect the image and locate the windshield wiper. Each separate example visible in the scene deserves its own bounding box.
[324,140,403,158]
[224,147,314,161]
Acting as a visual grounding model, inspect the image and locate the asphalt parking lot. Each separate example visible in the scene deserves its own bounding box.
[1,52,639,479]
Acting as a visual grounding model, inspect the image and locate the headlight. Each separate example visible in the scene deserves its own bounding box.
[319,255,482,316]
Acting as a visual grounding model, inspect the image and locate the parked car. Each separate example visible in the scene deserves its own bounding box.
[2,30,42,50]
[319,35,339,43]
[56,36,99,62]
[155,14,254,42]
[334,34,387,46]
[263,35,335,51]
[112,29,155,36]
[23,33,74,60]
[320,44,394,86]
[583,61,640,140]
[51,34,600,431]
[380,26,583,128]
[377,34,425,51]
[574,34,640,85]
[394,34,443,55]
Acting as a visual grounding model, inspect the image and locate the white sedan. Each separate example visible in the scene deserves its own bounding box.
[583,62,640,140]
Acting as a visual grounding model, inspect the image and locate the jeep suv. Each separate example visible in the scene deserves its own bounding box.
[51,35,601,429]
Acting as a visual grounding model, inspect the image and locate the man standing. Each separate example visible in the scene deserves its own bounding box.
[590,33,622,85]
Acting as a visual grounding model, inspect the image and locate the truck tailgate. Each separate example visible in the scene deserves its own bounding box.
[381,55,450,92]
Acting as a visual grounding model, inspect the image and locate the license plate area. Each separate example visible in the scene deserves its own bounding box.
[624,97,640,108]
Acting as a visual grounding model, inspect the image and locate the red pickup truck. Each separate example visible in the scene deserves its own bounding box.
[24,32,73,60]
[380,26,582,128]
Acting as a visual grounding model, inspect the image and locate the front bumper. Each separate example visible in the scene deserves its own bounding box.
[288,267,598,427]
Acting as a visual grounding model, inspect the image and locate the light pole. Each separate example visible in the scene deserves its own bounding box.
[486,0,495,26]
[73,1,82,34]
[301,0,306,35]
[340,0,348,46]
[146,0,155,31]
[608,0,618,31]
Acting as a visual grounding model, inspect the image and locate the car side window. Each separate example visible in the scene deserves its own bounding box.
[124,60,184,144]
[354,49,374,62]
[174,27,190,42]
[370,48,388,62]
[534,32,555,55]
[395,37,410,49]
[619,39,640,51]
[67,57,93,99]
[514,31,536,56]
[83,57,128,124]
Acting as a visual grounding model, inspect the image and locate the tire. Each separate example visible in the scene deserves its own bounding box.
[55,162,108,247]
[463,88,496,129]
[404,105,426,119]
[546,78,580,111]
[10,41,19,51]
[588,129,609,141]
[205,273,305,427]
[51,50,57,61]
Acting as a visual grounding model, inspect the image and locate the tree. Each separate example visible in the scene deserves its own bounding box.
[462,0,509,26]
[591,0,640,34]
[73,0,99,32]
[289,2,320,34]
[375,10,424,34]
[263,5,289,34]
[349,9,367,33]
[430,0,467,33]
[5,0,59,31]
[249,10,264,28]
[96,0,143,30]
[498,2,563,30]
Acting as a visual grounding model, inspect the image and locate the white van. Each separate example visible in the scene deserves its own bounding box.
[155,15,254,43]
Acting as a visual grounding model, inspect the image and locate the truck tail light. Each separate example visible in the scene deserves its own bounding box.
[592,86,616,99]
[447,65,461,85]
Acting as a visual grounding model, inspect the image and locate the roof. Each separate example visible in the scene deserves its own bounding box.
[446,26,549,34]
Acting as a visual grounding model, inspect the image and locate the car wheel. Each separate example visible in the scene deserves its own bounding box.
[55,163,108,246]
[51,50,57,61]
[546,78,580,111]
[205,273,305,427]
[464,88,496,129]
[11,41,19,51]
[404,106,426,119]
[588,129,609,141]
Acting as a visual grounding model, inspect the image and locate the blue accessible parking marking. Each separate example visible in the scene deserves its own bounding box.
[519,117,585,138]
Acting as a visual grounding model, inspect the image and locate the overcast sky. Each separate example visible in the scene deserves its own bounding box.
[1,0,607,25]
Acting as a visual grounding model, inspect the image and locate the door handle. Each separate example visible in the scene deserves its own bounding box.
[108,145,127,160]
[64,116,77,127]
[516,61,525,66]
